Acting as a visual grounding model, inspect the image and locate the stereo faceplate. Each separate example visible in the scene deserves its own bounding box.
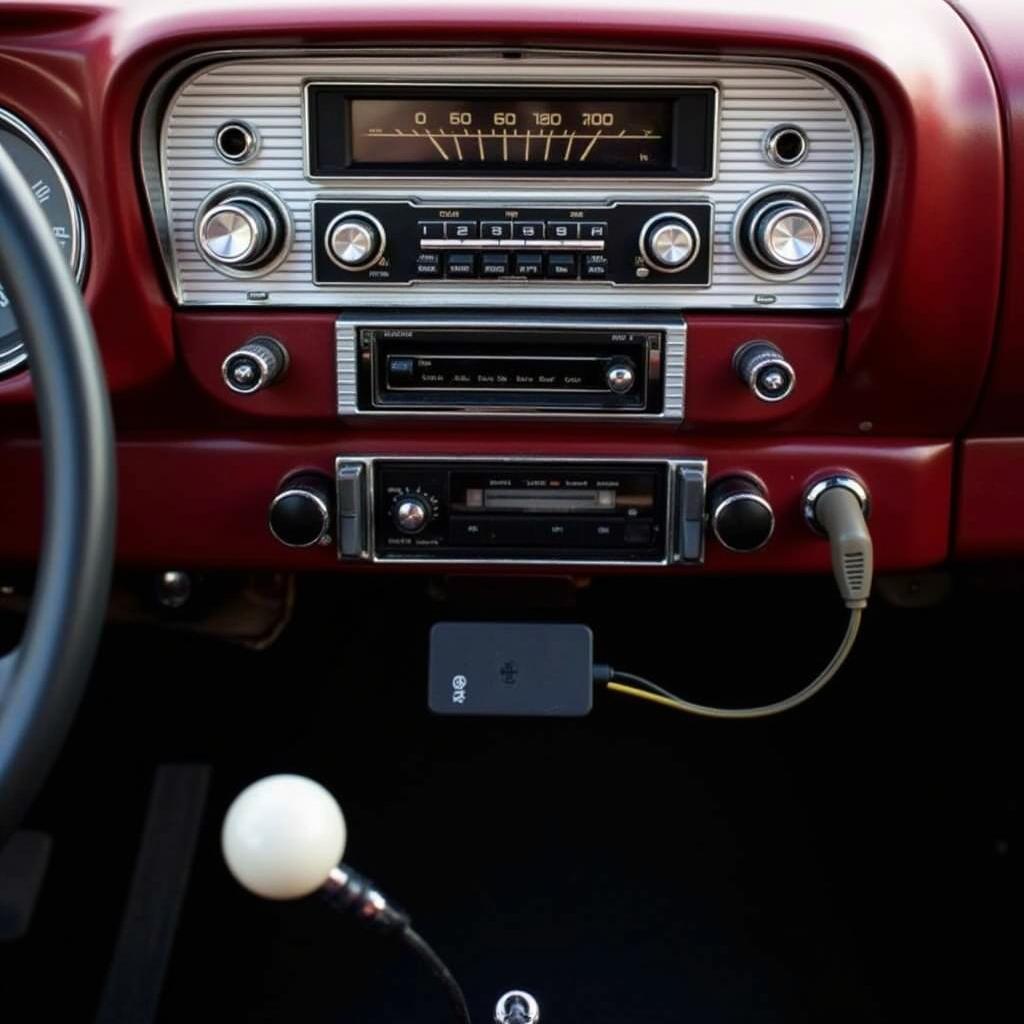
[335,457,707,564]
[336,313,686,419]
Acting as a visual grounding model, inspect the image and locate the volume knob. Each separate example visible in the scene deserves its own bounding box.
[393,495,431,534]
[197,196,282,270]
[640,215,700,272]
[326,212,386,270]
[738,190,829,275]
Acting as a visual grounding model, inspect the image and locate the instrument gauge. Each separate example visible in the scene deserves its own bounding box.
[0,108,87,378]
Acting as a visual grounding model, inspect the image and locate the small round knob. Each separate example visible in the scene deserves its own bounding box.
[222,775,347,901]
[709,477,775,553]
[198,198,277,268]
[733,340,796,403]
[269,474,332,548]
[222,336,288,394]
[606,361,636,394]
[741,193,827,272]
[640,215,700,272]
[394,494,431,534]
[326,213,385,270]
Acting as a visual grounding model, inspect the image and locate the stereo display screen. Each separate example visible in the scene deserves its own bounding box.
[308,87,717,178]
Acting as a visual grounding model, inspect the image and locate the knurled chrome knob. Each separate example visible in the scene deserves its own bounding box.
[733,340,796,403]
[222,336,289,394]
[326,212,385,270]
[639,214,700,272]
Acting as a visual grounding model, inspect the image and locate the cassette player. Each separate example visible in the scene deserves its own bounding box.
[336,313,686,419]
[334,457,708,565]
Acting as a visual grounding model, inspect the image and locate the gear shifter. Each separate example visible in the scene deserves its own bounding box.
[222,775,472,1023]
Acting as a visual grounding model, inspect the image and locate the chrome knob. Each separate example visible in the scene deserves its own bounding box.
[198,198,278,268]
[606,362,636,394]
[709,477,775,553]
[326,213,385,270]
[640,214,700,272]
[394,495,430,534]
[742,193,827,272]
[733,340,796,403]
[222,336,289,394]
[269,474,333,548]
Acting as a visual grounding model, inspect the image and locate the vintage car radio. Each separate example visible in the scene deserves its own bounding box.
[333,457,707,564]
[142,50,874,311]
[335,314,685,418]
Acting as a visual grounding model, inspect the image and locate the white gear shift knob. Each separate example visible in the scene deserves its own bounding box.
[221,774,347,900]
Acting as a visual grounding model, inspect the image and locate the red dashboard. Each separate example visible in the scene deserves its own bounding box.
[0,0,1021,574]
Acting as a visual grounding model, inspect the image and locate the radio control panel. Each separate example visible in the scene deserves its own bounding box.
[335,457,707,564]
[313,202,712,287]
[335,314,686,419]
[143,50,873,311]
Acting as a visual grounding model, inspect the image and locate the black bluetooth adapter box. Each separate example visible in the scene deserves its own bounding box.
[428,622,594,717]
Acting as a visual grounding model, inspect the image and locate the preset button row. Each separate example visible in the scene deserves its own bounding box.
[418,220,608,241]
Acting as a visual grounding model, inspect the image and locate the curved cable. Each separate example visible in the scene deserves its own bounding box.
[606,608,861,720]
[401,925,473,1024]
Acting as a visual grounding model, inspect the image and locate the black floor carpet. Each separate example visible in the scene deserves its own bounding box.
[1,573,1016,1023]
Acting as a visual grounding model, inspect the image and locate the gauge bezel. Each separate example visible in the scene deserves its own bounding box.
[0,107,88,378]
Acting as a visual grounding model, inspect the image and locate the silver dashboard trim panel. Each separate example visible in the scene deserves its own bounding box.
[140,48,874,311]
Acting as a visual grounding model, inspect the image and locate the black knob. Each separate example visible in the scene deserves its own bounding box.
[733,340,796,403]
[269,474,333,548]
[709,477,775,552]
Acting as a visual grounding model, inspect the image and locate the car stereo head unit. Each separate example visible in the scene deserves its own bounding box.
[336,313,686,419]
[335,457,708,565]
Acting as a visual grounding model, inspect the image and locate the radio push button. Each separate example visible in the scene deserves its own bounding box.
[547,221,579,240]
[514,253,543,277]
[446,221,477,240]
[580,222,608,240]
[546,253,578,278]
[512,221,545,240]
[416,252,442,276]
[417,221,445,239]
[481,254,510,277]
[445,253,477,277]
[583,254,608,278]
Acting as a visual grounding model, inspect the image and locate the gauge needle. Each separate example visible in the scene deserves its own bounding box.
[563,131,576,161]
[477,130,485,160]
[450,131,463,161]
[524,130,531,161]
[502,129,508,162]
[544,131,553,162]
[421,129,449,161]
[578,129,602,162]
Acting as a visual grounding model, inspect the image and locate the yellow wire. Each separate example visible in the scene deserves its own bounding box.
[607,681,689,711]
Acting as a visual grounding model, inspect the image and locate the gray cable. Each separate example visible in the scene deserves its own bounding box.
[611,608,862,720]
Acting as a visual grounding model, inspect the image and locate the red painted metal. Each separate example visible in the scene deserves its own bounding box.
[0,436,952,573]
[951,1,1024,435]
[177,312,844,428]
[956,439,1024,559]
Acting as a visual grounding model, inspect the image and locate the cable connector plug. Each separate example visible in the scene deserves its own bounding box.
[804,476,873,609]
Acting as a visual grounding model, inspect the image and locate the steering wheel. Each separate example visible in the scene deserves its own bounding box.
[0,143,115,844]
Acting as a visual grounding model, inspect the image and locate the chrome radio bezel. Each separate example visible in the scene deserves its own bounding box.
[335,313,687,421]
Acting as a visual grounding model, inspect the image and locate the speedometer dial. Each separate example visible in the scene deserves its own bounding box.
[0,109,87,378]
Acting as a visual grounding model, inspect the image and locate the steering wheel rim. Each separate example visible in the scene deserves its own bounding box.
[0,143,115,843]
